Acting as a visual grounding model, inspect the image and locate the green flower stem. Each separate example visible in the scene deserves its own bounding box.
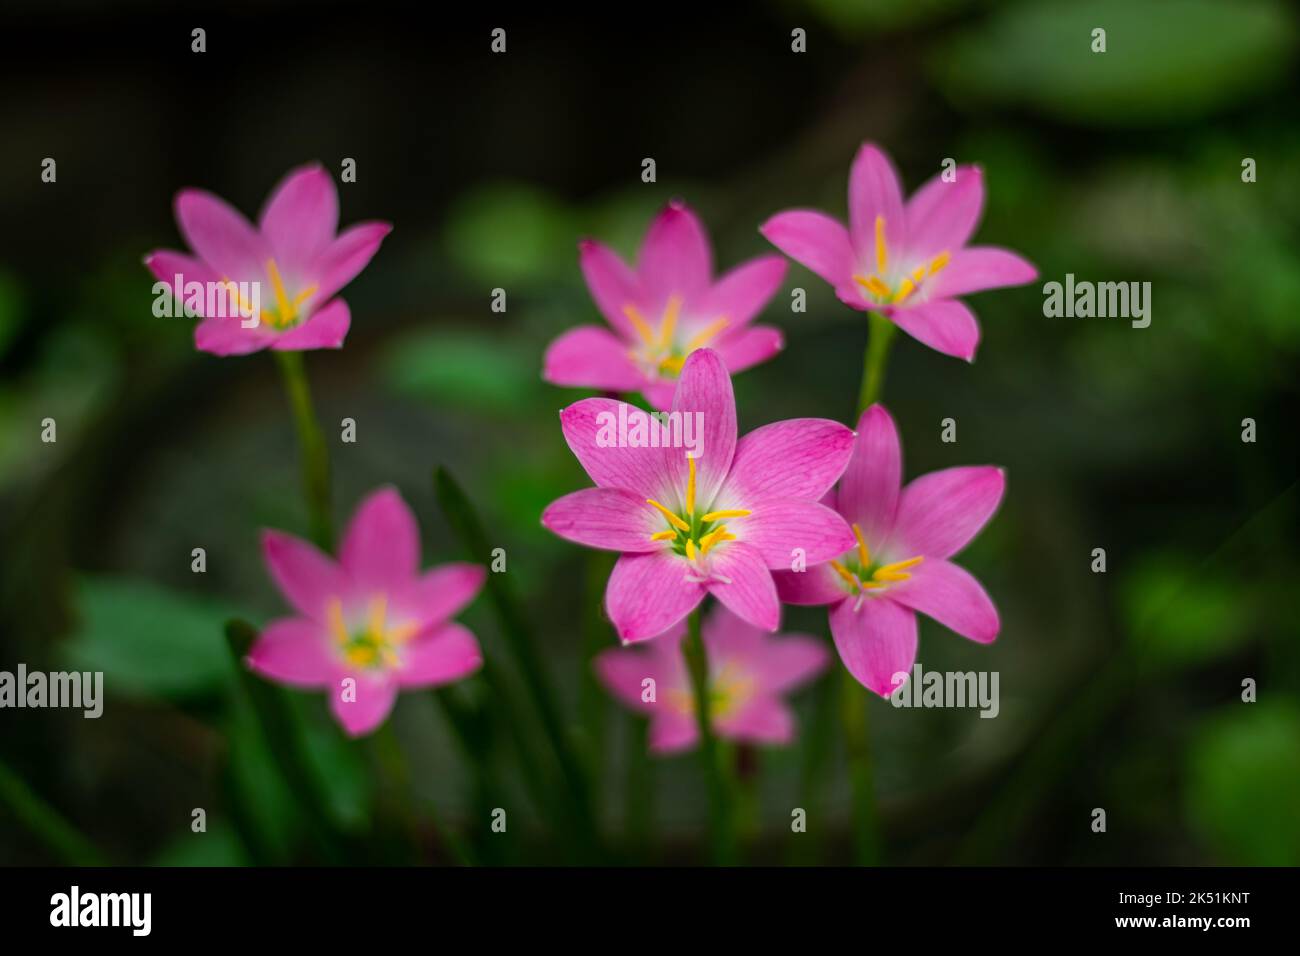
[682,606,737,864]
[274,350,333,551]
[858,310,898,415]
[0,756,106,865]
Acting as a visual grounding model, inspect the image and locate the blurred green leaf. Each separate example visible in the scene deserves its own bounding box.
[444,183,578,285]
[1121,554,1249,668]
[63,576,237,699]
[1185,702,1300,864]
[149,823,248,866]
[934,0,1296,125]
[805,0,970,32]
[380,327,540,412]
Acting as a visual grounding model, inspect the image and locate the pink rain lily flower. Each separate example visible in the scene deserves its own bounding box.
[145,162,391,356]
[596,604,829,754]
[545,200,787,410]
[541,347,857,641]
[760,143,1037,361]
[775,405,1005,697]
[247,487,485,737]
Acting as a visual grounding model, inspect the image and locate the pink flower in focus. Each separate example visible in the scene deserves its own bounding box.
[145,162,391,356]
[542,348,856,642]
[596,604,829,754]
[775,405,1005,697]
[545,200,787,410]
[247,487,485,737]
[760,143,1037,361]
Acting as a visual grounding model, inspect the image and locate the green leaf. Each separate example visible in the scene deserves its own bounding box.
[379,328,540,413]
[1120,554,1248,668]
[444,183,577,285]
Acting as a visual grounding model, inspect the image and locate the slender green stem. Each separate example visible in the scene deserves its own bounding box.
[275,350,333,550]
[625,716,652,862]
[0,757,106,865]
[682,606,737,864]
[857,311,898,415]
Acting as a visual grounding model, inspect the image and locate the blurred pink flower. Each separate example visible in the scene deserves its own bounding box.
[247,487,484,737]
[760,143,1036,361]
[542,348,856,642]
[145,162,390,356]
[775,405,1005,697]
[596,604,829,753]
[544,200,787,410]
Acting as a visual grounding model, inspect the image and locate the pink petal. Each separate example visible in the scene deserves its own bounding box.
[733,499,856,569]
[829,597,917,697]
[637,200,712,298]
[892,466,1006,560]
[756,635,830,693]
[594,645,679,712]
[758,210,855,288]
[395,622,483,688]
[773,564,847,606]
[642,381,677,412]
[270,298,351,351]
[669,349,736,509]
[888,298,981,361]
[606,550,704,643]
[340,486,420,594]
[705,541,780,632]
[559,398,676,498]
[579,238,642,339]
[541,488,665,552]
[929,247,1038,300]
[395,562,486,625]
[262,530,347,621]
[837,404,901,546]
[717,698,795,745]
[543,326,645,391]
[307,221,391,304]
[848,143,906,260]
[329,674,398,737]
[697,255,787,331]
[258,163,339,275]
[145,250,222,309]
[246,617,339,687]
[175,188,271,282]
[904,165,984,261]
[648,712,699,754]
[891,559,999,644]
[701,602,763,651]
[720,417,855,503]
[711,325,784,374]
[194,317,274,356]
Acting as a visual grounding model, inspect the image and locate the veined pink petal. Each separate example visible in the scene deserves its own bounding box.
[258,163,339,276]
[837,404,902,546]
[175,188,271,282]
[541,488,666,552]
[638,200,712,298]
[578,238,642,339]
[697,255,787,331]
[717,698,795,745]
[755,635,830,693]
[758,210,855,288]
[700,601,762,651]
[262,530,347,621]
[396,562,486,626]
[704,541,779,632]
[711,326,784,374]
[270,298,350,351]
[308,221,391,304]
[246,617,339,687]
[888,298,981,361]
[145,250,222,309]
[830,597,918,697]
[606,550,704,643]
[194,317,274,356]
[340,486,420,594]
[669,349,736,508]
[329,674,398,737]
[905,165,984,261]
[559,398,676,498]
[395,622,483,688]
[720,418,855,503]
[773,564,847,606]
[734,499,856,569]
[848,143,906,260]
[891,559,1000,644]
[543,326,645,391]
[929,247,1038,300]
[892,466,1006,560]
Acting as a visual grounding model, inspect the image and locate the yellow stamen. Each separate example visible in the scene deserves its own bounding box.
[659,295,681,349]
[623,304,656,345]
[700,509,750,522]
[647,499,690,532]
[327,597,349,645]
[684,316,729,352]
[367,595,387,637]
[851,523,871,569]
[292,284,318,307]
[685,456,696,516]
[874,215,888,274]
[658,355,685,375]
[912,266,926,284]
[685,538,697,562]
[650,530,678,541]
[872,555,925,582]
[265,258,294,325]
[387,621,420,646]
[928,251,951,276]
[892,277,915,304]
[829,559,860,591]
[698,526,735,554]
[856,275,891,299]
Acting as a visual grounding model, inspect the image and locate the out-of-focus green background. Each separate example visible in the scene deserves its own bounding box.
[1,0,1297,865]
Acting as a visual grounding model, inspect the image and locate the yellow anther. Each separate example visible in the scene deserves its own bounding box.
[327,597,349,645]
[851,523,871,569]
[700,509,750,522]
[623,304,656,345]
[892,277,916,303]
[367,595,388,637]
[265,258,295,326]
[650,529,678,541]
[874,215,888,274]
[387,621,420,646]
[698,526,735,555]
[912,266,926,284]
[659,295,682,348]
[292,284,318,307]
[646,499,690,532]
[872,555,925,582]
[685,538,697,561]
[928,251,951,276]
[658,355,686,375]
[685,456,697,516]
[829,559,860,591]
[684,316,729,352]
